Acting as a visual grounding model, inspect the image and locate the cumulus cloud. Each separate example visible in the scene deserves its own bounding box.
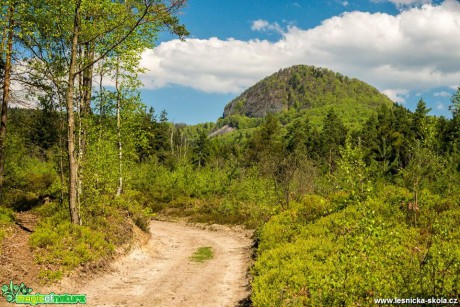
[251,19,284,35]
[382,89,410,103]
[389,0,432,8]
[372,0,432,8]
[434,90,452,97]
[140,0,460,97]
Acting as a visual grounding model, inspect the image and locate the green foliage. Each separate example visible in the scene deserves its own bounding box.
[192,129,211,167]
[335,136,369,197]
[252,187,460,305]
[217,115,262,130]
[37,269,63,284]
[132,161,277,228]
[3,149,60,210]
[320,109,347,173]
[450,86,460,116]
[29,199,146,281]
[2,12,460,300]
[31,218,114,272]
[223,65,393,128]
[0,207,14,250]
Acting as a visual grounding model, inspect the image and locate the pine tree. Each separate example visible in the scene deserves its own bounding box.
[321,109,347,173]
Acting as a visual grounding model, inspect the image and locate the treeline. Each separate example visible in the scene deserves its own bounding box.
[241,98,460,305]
[129,93,460,304]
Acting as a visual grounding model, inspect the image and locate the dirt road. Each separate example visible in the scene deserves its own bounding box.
[56,220,253,307]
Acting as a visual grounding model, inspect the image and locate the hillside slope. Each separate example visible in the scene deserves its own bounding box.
[223,65,393,127]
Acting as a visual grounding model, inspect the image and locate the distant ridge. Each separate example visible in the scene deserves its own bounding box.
[223,65,393,119]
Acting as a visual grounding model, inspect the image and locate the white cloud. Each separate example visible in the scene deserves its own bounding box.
[436,102,446,110]
[342,1,350,7]
[140,0,460,96]
[373,0,432,8]
[382,89,410,102]
[391,0,432,7]
[251,19,284,35]
[434,90,452,97]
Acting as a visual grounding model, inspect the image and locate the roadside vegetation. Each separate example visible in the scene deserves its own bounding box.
[0,1,459,300]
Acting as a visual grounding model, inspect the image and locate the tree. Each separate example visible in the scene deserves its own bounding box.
[21,0,188,223]
[450,86,460,117]
[336,136,368,196]
[152,109,171,162]
[246,113,282,163]
[192,129,210,167]
[412,98,432,144]
[402,140,442,225]
[321,109,347,173]
[0,1,15,198]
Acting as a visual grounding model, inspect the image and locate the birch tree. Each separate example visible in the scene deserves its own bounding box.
[21,0,188,223]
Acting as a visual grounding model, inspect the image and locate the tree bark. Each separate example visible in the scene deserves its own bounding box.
[0,4,14,198]
[67,0,82,224]
[115,60,123,196]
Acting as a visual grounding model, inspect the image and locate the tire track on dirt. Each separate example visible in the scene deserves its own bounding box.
[55,220,253,307]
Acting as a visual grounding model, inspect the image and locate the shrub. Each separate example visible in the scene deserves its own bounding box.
[252,187,460,305]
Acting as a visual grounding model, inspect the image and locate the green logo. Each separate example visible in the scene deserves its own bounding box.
[1,281,86,305]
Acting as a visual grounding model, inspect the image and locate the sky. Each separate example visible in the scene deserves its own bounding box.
[139,0,460,124]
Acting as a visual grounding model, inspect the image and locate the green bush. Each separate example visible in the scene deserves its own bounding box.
[3,156,60,211]
[252,186,460,305]
[29,196,150,282]
[30,219,114,267]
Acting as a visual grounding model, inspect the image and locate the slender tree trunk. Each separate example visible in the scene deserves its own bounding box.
[0,4,14,198]
[170,125,174,155]
[57,100,66,205]
[67,0,82,224]
[80,42,94,157]
[76,46,83,220]
[95,63,105,191]
[115,61,123,196]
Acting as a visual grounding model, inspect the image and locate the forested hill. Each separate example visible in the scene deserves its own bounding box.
[223,65,393,126]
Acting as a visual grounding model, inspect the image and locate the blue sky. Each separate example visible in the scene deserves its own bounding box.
[140,0,459,124]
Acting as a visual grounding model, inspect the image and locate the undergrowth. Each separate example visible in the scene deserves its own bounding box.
[252,188,460,306]
[0,207,15,252]
[29,191,150,284]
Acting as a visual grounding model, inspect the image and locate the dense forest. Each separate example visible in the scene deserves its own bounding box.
[1,1,460,306]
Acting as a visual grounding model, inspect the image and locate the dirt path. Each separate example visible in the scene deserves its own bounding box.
[0,212,40,288]
[55,220,253,307]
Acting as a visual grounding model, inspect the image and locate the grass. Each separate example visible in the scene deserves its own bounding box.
[28,196,147,283]
[190,247,214,263]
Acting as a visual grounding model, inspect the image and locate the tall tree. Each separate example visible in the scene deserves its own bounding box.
[321,109,347,173]
[450,86,460,117]
[0,1,15,198]
[412,98,432,144]
[22,0,188,223]
[192,129,210,167]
